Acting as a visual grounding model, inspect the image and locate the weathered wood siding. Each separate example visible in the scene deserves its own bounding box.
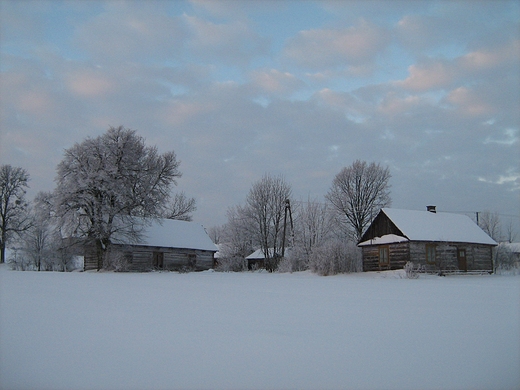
[362,241,493,272]
[362,242,410,271]
[83,244,215,272]
[123,245,214,272]
[360,212,404,242]
[84,244,100,271]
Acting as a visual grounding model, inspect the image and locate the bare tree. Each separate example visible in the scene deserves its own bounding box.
[294,197,333,257]
[0,165,31,263]
[245,174,292,271]
[504,218,518,243]
[163,191,197,221]
[326,160,391,241]
[478,211,501,242]
[220,205,255,259]
[20,192,55,271]
[54,126,181,270]
[207,225,223,245]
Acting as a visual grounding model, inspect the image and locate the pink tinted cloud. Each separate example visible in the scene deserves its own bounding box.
[250,69,303,95]
[183,14,268,64]
[396,61,454,91]
[65,69,113,98]
[283,19,390,69]
[461,39,520,72]
[445,87,495,117]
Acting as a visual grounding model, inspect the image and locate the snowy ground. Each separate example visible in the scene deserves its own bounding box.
[1,265,519,390]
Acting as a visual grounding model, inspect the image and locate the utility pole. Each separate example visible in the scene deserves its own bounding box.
[281,199,294,258]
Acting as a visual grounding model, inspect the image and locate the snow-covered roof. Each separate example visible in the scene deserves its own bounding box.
[380,208,497,245]
[358,234,409,246]
[246,248,277,260]
[132,219,217,252]
[246,248,293,259]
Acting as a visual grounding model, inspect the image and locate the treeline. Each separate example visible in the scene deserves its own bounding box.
[209,160,392,275]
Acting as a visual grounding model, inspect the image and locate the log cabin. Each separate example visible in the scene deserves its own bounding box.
[83,219,217,272]
[358,207,497,273]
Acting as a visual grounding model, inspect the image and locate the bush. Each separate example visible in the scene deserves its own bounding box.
[494,244,518,271]
[308,240,361,276]
[404,261,424,279]
[215,256,247,272]
[277,247,310,273]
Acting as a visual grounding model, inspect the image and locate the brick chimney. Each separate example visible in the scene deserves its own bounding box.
[427,205,436,213]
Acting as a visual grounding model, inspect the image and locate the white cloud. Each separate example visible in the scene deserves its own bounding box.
[249,69,304,95]
[282,19,390,70]
[182,14,269,66]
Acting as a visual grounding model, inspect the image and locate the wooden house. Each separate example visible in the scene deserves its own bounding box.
[245,248,272,270]
[358,207,497,273]
[84,219,218,272]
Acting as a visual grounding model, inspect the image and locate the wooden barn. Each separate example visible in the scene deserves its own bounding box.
[83,219,217,272]
[358,207,497,273]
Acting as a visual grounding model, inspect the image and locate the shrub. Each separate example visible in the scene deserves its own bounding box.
[215,256,247,272]
[404,261,424,279]
[308,240,361,276]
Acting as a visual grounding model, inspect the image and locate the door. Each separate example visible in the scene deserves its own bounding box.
[457,249,467,272]
[153,251,164,269]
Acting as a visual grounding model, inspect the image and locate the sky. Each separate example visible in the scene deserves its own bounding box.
[1,0,519,233]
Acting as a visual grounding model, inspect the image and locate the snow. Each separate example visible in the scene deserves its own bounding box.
[358,234,409,246]
[133,218,217,252]
[246,248,280,259]
[381,208,497,245]
[1,265,519,390]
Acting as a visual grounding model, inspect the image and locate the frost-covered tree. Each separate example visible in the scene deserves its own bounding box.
[163,191,196,221]
[220,205,255,259]
[54,126,181,270]
[0,165,31,263]
[326,160,391,241]
[245,174,292,271]
[294,197,333,256]
[478,211,501,242]
[20,192,55,271]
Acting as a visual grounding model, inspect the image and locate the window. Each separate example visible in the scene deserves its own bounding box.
[379,246,389,266]
[426,244,436,264]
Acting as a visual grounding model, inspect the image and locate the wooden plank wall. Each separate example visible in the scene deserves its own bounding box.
[362,242,410,271]
[410,242,492,272]
[124,246,214,272]
[363,241,493,272]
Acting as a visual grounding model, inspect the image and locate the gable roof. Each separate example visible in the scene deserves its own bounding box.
[132,219,217,252]
[246,248,277,260]
[360,208,497,246]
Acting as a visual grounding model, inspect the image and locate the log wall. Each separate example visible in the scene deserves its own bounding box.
[362,241,493,272]
[362,242,410,271]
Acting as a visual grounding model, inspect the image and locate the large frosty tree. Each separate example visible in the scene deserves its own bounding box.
[54,126,181,269]
[0,165,31,263]
[245,174,292,271]
[326,160,391,241]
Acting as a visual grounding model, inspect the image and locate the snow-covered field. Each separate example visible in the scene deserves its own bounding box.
[1,265,519,390]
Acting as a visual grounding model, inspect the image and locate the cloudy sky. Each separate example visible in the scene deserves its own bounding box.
[1,0,519,231]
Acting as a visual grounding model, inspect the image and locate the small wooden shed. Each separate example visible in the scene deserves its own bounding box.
[84,219,218,272]
[358,207,497,273]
